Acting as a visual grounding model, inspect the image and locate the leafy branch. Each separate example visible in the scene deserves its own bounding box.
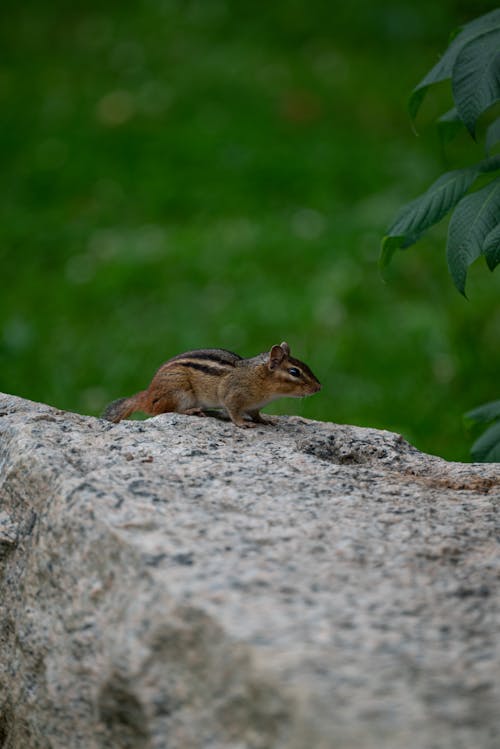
[381,8,500,297]
[381,9,500,462]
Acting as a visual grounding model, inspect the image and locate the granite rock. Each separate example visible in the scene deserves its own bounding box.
[0,392,499,748]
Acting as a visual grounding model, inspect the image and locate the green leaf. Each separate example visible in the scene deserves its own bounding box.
[409,9,500,121]
[483,220,500,270]
[452,29,500,138]
[381,156,500,267]
[446,176,500,295]
[437,108,464,145]
[408,87,427,123]
[379,235,405,269]
[386,166,479,239]
[465,399,500,424]
[381,156,500,264]
[486,116,500,154]
[470,420,500,462]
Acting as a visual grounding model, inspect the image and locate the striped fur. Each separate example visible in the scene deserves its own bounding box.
[176,361,229,377]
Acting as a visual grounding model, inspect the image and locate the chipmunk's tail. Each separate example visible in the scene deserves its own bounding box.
[101,392,145,423]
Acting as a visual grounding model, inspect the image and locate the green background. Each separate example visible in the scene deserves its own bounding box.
[1,0,499,460]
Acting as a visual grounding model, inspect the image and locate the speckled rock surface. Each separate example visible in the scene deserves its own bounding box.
[0,392,499,749]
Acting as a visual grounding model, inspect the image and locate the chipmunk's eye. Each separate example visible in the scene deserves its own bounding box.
[288,367,301,378]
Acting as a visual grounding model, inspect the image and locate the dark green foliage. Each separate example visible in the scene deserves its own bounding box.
[382,8,500,462]
[380,156,500,274]
[408,9,500,131]
[437,108,464,145]
[450,26,500,138]
[446,175,500,294]
[465,401,500,462]
[383,9,500,296]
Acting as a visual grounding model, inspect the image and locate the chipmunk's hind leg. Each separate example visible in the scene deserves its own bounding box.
[146,391,183,416]
[172,388,205,416]
[151,399,205,418]
[145,372,198,416]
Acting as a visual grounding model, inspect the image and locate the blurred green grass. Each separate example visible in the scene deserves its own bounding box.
[1,0,499,460]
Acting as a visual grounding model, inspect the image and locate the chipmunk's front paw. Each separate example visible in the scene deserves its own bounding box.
[230,418,257,428]
[182,408,207,417]
[247,411,275,426]
[256,416,276,426]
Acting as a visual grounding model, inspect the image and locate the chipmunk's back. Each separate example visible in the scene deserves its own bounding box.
[158,348,243,373]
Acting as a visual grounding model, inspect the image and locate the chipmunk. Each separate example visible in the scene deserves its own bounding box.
[102,341,321,428]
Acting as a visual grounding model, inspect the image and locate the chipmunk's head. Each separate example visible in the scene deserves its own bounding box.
[267,342,321,397]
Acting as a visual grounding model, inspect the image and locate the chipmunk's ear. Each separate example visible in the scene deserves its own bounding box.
[269,344,286,370]
[280,341,290,356]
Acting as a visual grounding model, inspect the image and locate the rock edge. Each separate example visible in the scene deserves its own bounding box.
[0,392,499,749]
